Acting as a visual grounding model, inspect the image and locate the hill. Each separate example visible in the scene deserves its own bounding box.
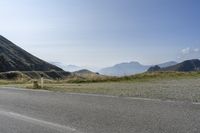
[50,62,83,72]
[0,69,104,81]
[157,61,177,68]
[0,35,62,72]
[99,61,177,76]
[73,69,96,74]
[0,71,71,80]
[99,61,150,76]
[148,59,200,72]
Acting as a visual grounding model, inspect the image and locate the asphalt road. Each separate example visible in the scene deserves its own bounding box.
[0,87,200,133]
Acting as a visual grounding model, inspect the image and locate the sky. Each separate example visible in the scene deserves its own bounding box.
[0,0,200,67]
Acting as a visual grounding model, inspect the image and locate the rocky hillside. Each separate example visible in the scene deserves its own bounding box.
[0,35,62,72]
[148,59,200,72]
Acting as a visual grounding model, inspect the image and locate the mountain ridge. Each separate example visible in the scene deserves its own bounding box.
[0,35,63,72]
[99,61,177,76]
[148,59,200,72]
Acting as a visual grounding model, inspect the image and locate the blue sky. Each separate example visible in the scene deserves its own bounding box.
[0,0,200,67]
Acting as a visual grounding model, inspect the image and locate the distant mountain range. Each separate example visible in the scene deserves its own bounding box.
[50,62,82,72]
[0,35,62,72]
[148,59,200,72]
[50,62,100,72]
[51,61,178,76]
[98,61,177,76]
[99,62,150,76]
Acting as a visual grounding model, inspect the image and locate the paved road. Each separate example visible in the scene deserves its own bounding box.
[0,87,200,133]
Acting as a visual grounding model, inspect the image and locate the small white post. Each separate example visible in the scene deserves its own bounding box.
[41,74,44,89]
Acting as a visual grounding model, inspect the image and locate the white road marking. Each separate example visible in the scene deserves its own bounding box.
[56,92,180,103]
[0,87,51,92]
[192,102,200,105]
[0,109,80,133]
[1,87,200,105]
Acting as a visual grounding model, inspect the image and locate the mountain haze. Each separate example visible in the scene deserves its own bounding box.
[99,61,177,76]
[99,61,150,76]
[0,35,62,72]
[50,62,82,72]
[157,61,177,68]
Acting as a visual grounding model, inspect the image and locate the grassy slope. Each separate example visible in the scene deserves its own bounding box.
[65,71,200,83]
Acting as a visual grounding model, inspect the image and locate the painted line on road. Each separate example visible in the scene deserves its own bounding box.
[63,92,170,102]
[192,102,200,105]
[0,87,179,103]
[0,87,51,92]
[2,87,200,105]
[60,92,200,105]
[0,109,80,133]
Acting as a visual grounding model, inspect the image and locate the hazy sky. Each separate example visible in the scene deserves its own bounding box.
[0,0,200,67]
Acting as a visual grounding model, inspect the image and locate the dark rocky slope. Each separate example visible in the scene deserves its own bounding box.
[148,59,200,72]
[0,35,62,72]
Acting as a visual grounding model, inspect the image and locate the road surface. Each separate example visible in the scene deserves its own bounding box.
[0,87,200,133]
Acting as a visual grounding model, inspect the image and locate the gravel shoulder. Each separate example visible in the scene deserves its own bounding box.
[4,77,200,102]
